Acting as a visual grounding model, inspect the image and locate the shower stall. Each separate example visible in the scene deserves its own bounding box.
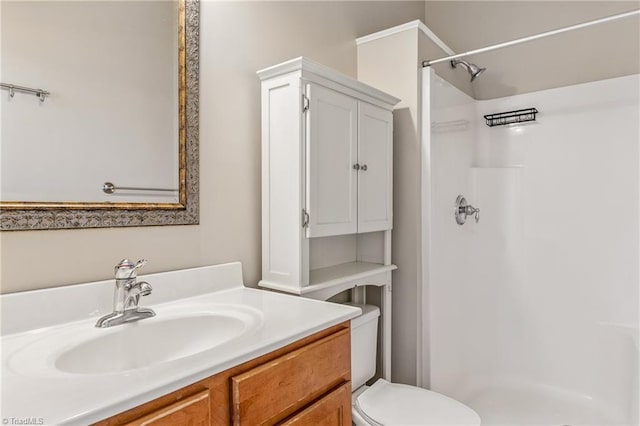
[421,11,639,426]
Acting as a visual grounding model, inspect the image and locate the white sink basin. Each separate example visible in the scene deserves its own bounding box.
[57,313,250,374]
[8,304,263,377]
[1,262,362,425]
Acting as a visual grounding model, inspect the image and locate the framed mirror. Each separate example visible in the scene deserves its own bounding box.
[0,0,199,230]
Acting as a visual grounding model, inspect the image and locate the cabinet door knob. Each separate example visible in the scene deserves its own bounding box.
[353,163,360,170]
[361,164,368,171]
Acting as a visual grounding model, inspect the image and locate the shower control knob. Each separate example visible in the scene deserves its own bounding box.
[353,163,360,170]
[455,195,480,225]
[361,164,368,171]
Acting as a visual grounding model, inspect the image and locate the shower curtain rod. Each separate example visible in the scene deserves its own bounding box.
[422,9,640,67]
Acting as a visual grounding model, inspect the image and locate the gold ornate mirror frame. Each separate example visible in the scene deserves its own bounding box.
[0,0,199,231]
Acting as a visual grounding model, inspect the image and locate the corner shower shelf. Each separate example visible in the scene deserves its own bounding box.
[484,108,538,127]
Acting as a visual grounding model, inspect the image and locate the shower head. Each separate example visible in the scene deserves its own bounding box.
[450,59,486,82]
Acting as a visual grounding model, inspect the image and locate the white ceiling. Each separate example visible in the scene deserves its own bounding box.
[424,1,640,99]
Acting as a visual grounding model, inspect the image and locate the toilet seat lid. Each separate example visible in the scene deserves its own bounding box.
[355,379,481,425]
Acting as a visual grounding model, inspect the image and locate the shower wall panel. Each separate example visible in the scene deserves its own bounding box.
[426,72,639,424]
[426,71,477,395]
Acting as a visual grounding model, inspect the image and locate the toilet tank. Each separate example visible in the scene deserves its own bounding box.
[346,303,380,390]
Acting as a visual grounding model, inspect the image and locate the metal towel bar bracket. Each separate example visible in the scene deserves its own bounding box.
[102,182,178,194]
[1,83,50,103]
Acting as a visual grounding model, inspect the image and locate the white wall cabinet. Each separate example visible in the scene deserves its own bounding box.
[258,57,399,380]
[306,83,394,238]
[258,57,399,300]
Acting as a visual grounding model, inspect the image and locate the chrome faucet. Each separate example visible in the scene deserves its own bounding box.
[95,259,156,328]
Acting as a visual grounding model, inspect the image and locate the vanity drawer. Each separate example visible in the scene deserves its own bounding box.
[231,328,351,425]
[279,382,352,426]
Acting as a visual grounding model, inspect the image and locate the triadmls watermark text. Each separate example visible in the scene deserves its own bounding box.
[2,418,45,425]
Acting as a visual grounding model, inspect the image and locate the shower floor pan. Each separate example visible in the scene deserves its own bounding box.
[461,384,628,426]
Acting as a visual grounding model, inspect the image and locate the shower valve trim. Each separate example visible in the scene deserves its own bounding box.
[455,195,480,225]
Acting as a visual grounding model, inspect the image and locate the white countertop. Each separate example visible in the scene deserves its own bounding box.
[1,262,361,425]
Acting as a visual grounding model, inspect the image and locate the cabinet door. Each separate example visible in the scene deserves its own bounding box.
[279,383,352,426]
[306,83,358,238]
[124,390,210,426]
[358,102,393,233]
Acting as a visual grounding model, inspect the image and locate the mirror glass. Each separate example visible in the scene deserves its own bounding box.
[1,0,181,205]
[0,0,198,230]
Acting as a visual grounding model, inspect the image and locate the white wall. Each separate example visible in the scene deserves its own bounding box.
[0,1,426,294]
[427,73,639,423]
[357,25,473,386]
[1,1,179,203]
[358,28,421,386]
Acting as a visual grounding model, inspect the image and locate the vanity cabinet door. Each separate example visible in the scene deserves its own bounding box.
[123,390,210,426]
[279,383,352,426]
[306,83,359,238]
[357,102,393,233]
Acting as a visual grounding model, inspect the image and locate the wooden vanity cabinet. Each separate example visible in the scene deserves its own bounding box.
[94,322,351,426]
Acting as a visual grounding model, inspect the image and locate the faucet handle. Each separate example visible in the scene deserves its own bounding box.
[455,195,481,225]
[115,258,147,279]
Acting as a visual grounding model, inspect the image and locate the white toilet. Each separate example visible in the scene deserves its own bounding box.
[349,304,481,425]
